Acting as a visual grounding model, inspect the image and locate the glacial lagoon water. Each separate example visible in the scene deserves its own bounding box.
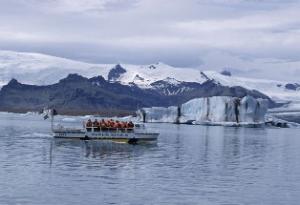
[0,113,300,205]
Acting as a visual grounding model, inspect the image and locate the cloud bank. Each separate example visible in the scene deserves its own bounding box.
[0,0,300,81]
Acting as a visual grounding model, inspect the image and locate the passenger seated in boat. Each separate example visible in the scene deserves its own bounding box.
[107,119,114,129]
[115,120,121,129]
[128,121,134,129]
[103,119,109,128]
[92,119,99,127]
[86,119,93,127]
[86,119,93,131]
[100,119,106,129]
[120,121,129,131]
[109,119,116,129]
[121,121,126,129]
[114,120,120,129]
[112,120,119,129]
[94,119,101,131]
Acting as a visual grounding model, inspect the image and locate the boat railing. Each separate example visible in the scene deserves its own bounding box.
[85,126,134,133]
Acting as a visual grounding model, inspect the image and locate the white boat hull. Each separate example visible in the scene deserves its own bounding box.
[53,128,158,144]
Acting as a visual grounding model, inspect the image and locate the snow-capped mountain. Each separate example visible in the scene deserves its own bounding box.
[0,73,271,114]
[0,50,299,108]
[0,50,112,87]
[0,50,204,87]
[202,71,300,103]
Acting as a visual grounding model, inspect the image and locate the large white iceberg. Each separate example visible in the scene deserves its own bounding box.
[137,96,268,125]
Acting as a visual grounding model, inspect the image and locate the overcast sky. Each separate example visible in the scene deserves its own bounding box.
[1,0,300,81]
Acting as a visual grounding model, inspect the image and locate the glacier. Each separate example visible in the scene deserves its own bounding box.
[137,96,268,125]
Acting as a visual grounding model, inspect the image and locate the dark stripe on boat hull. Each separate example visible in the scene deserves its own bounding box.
[53,136,157,143]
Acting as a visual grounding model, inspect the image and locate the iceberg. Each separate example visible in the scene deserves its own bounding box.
[136,106,179,123]
[137,96,268,125]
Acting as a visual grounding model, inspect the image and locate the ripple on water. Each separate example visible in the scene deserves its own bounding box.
[0,114,300,204]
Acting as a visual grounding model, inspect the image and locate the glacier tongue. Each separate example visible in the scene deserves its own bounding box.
[137,96,268,125]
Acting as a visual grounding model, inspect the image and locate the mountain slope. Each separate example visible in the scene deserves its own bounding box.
[203,71,300,103]
[0,74,164,114]
[0,50,112,86]
[0,51,205,87]
[0,74,273,114]
[0,50,299,107]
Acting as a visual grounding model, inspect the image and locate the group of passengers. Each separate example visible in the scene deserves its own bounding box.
[86,119,134,129]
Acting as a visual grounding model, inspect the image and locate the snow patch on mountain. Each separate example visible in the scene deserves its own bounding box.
[0,50,112,85]
[115,62,207,86]
[202,71,300,103]
[163,77,181,86]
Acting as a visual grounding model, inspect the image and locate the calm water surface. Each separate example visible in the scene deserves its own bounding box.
[0,113,300,205]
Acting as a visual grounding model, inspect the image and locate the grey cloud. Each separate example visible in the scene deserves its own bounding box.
[0,0,300,81]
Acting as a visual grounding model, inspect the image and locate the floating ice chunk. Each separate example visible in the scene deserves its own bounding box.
[62,117,77,122]
[239,96,268,123]
[208,96,232,122]
[255,98,268,122]
[137,106,179,123]
[239,96,257,123]
[180,98,206,122]
[137,96,268,125]
[226,97,240,123]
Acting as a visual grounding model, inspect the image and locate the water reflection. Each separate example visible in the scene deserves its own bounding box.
[156,124,271,177]
[50,139,157,166]
[46,124,271,176]
[1,114,300,205]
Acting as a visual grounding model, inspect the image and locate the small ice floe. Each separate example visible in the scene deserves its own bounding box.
[20,111,39,116]
[120,115,137,122]
[193,121,265,128]
[61,117,77,122]
[80,115,94,120]
[265,116,300,128]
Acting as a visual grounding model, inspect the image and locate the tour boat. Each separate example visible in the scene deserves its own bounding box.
[50,116,157,145]
[45,108,159,144]
[53,125,159,144]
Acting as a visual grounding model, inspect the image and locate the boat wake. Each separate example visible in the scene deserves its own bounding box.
[21,132,52,139]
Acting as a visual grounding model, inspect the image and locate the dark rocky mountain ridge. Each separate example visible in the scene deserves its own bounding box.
[0,73,274,115]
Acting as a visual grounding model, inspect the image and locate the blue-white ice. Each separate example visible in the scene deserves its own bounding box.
[137,96,268,125]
